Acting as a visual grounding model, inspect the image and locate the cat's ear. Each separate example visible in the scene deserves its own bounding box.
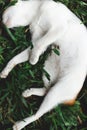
[18,0,21,2]
[17,0,22,4]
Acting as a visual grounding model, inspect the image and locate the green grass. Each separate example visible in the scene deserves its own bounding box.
[0,0,87,130]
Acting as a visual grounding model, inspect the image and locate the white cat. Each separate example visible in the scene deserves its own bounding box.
[0,0,87,130]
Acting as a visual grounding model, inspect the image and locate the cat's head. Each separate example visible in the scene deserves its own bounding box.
[2,0,39,28]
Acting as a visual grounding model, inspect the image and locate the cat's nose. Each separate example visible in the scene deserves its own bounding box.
[2,14,12,28]
[2,11,12,28]
[3,17,11,28]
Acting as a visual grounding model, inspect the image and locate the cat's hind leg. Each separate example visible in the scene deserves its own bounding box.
[22,88,47,98]
[22,50,60,98]
[13,66,86,130]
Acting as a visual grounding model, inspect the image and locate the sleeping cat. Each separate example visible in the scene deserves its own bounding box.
[0,0,87,130]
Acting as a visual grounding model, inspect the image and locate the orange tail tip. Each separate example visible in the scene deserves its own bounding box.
[64,99,76,106]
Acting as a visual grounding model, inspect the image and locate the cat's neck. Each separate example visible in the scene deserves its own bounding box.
[24,0,41,24]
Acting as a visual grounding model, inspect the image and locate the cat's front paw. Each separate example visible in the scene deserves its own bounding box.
[29,54,39,65]
[0,71,8,78]
[13,121,25,130]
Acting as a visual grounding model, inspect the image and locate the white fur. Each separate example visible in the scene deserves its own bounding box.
[0,0,87,130]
